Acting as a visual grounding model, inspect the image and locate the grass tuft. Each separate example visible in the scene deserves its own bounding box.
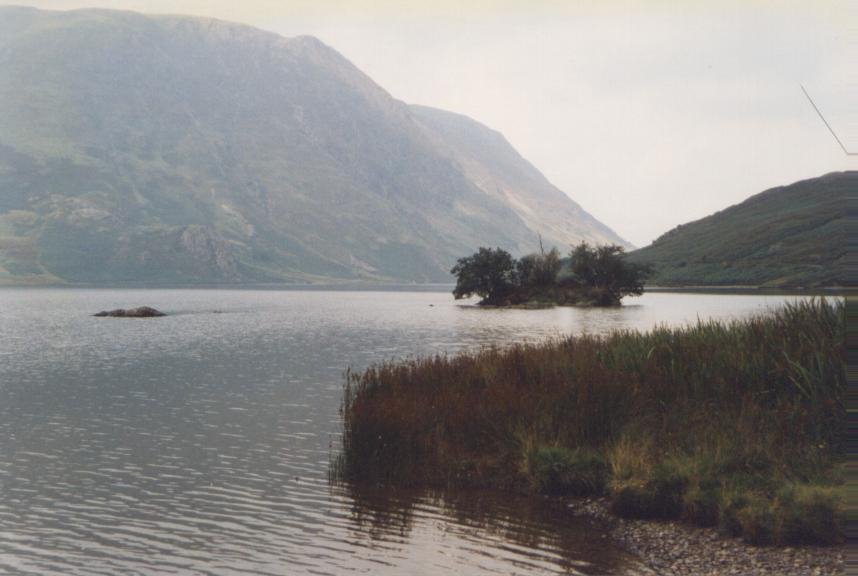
[527,446,609,496]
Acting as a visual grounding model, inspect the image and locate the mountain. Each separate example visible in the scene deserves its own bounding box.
[408,106,625,259]
[628,172,852,288]
[0,7,628,285]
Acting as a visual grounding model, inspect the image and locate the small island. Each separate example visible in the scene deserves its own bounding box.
[94,306,166,318]
[451,242,650,307]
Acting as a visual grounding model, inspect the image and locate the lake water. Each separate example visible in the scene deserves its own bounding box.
[0,288,808,575]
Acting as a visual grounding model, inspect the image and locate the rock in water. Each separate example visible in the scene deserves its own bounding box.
[94,307,166,318]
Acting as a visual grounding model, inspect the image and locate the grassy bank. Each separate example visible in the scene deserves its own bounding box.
[339,299,846,546]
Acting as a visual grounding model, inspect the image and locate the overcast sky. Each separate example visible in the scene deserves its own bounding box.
[5,1,856,245]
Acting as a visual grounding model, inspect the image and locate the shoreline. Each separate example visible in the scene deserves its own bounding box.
[570,497,845,576]
[643,285,850,296]
[0,281,849,296]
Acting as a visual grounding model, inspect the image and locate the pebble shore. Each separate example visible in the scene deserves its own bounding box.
[569,498,845,576]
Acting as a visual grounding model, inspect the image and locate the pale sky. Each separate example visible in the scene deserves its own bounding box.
[4,1,856,246]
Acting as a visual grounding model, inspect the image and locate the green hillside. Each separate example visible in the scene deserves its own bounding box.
[628,172,852,288]
[0,7,627,285]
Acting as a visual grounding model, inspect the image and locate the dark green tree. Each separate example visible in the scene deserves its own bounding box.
[515,247,561,287]
[515,254,539,287]
[451,247,516,304]
[567,242,650,305]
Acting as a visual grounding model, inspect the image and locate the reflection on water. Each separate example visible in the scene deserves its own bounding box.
[0,288,806,575]
[339,483,648,575]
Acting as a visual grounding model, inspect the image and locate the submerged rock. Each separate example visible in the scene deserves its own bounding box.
[94,307,166,318]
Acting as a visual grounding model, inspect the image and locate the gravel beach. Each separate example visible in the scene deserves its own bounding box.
[569,498,845,576]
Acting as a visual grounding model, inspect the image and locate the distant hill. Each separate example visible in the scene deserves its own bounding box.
[0,7,627,285]
[628,172,852,288]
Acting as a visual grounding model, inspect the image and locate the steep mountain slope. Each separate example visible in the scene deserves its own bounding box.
[409,106,628,255]
[0,7,627,285]
[628,172,852,288]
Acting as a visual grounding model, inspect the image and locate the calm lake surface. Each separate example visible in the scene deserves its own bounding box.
[0,289,810,575]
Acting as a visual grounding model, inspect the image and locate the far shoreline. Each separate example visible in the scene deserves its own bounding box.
[643,285,850,296]
[0,281,850,297]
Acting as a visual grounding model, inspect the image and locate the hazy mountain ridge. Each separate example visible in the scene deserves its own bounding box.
[628,172,852,288]
[0,6,627,285]
[409,105,625,252]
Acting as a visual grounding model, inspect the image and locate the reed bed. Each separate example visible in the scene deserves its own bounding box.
[339,299,846,545]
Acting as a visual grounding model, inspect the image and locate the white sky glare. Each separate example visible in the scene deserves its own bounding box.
[4,1,856,246]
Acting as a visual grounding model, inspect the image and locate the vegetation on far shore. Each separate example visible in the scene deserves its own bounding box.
[338,299,846,546]
[451,242,650,306]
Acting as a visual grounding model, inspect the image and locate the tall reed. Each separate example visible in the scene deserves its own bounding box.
[340,299,845,545]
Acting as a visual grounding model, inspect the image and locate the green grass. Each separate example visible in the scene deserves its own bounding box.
[339,298,846,546]
[526,446,609,496]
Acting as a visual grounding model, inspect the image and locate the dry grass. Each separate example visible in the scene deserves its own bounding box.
[338,298,846,545]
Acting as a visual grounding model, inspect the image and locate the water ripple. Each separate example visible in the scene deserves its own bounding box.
[0,288,805,575]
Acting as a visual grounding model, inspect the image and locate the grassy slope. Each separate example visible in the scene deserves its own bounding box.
[340,299,846,545]
[627,172,852,288]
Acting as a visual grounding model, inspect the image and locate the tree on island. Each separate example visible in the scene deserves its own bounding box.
[564,242,649,306]
[451,242,649,306]
[516,246,561,288]
[450,247,516,304]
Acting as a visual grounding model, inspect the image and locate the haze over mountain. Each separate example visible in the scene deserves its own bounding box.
[0,6,627,285]
[628,172,852,288]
